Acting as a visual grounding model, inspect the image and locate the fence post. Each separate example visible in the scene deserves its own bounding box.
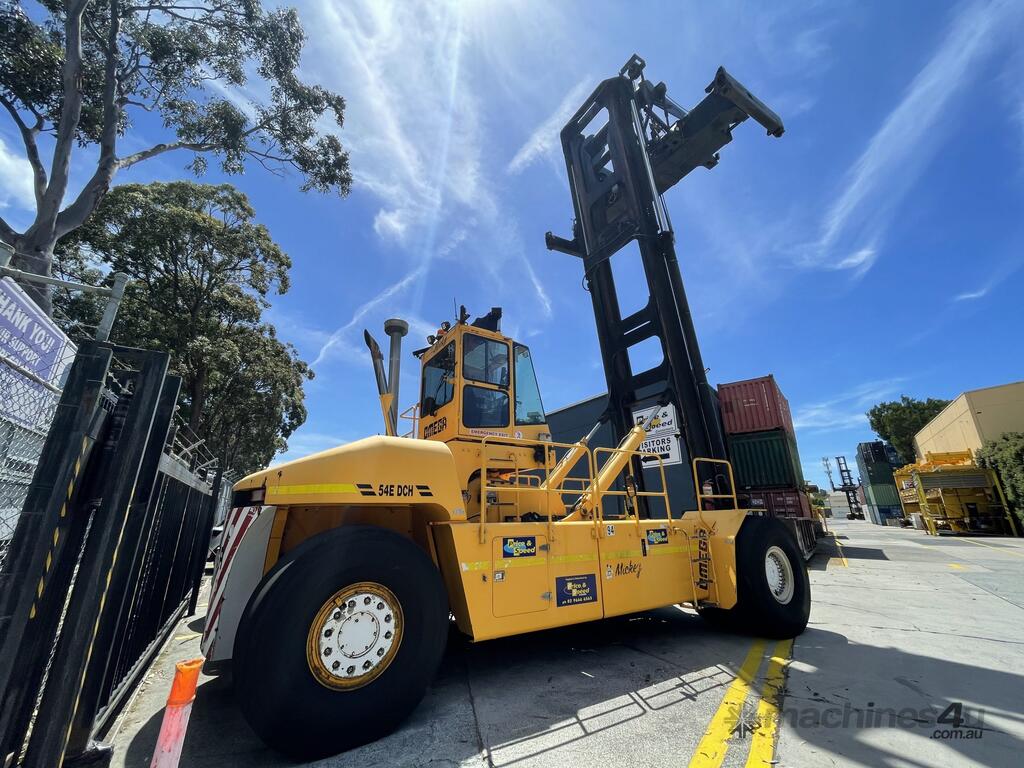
[22,349,169,768]
[94,273,129,342]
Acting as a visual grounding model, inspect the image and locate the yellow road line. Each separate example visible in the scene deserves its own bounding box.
[947,563,965,570]
[688,639,766,768]
[960,538,1024,558]
[832,537,848,567]
[745,638,793,767]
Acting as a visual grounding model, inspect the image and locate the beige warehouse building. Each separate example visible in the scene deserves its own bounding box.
[914,381,1024,458]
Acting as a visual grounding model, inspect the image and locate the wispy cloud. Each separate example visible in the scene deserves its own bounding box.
[507,78,591,175]
[302,0,558,322]
[276,430,354,463]
[953,288,988,302]
[793,378,907,431]
[0,135,36,213]
[313,265,426,366]
[802,0,1023,277]
[950,253,1024,303]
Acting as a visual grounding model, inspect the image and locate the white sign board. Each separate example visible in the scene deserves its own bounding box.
[631,403,682,467]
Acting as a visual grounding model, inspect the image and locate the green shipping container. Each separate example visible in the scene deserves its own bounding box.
[865,482,901,508]
[727,430,804,489]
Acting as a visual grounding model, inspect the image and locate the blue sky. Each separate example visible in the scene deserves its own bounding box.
[2,0,1023,489]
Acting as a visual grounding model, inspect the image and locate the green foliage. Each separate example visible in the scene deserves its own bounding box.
[0,0,350,309]
[866,396,950,464]
[977,433,1024,530]
[55,181,312,474]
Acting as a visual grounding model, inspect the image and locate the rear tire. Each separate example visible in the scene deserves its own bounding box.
[699,516,810,639]
[233,525,449,760]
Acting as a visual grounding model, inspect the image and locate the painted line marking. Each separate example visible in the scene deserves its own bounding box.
[960,538,1024,558]
[832,537,849,567]
[745,638,793,767]
[948,563,965,570]
[688,639,766,767]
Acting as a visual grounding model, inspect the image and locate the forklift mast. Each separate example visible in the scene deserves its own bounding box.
[546,54,784,495]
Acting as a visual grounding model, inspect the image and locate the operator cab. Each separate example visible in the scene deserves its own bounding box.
[414,307,550,445]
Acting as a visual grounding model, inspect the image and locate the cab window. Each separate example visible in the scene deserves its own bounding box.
[463,386,509,428]
[463,334,509,386]
[513,344,545,425]
[421,342,455,416]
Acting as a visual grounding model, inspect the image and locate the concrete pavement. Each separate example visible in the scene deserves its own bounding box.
[107,519,1024,767]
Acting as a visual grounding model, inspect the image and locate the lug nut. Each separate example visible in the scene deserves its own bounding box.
[364,596,371,605]
[348,600,355,610]
[377,647,385,657]
[333,611,341,620]
[324,628,333,637]
[332,661,340,670]
[324,647,332,656]
[384,614,392,623]
[385,631,393,639]
[347,665,355,675]
[363,660,372,670]
[377,601,384,609]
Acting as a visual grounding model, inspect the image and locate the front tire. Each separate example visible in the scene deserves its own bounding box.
[233,525,449,760]
[700,516,810,639]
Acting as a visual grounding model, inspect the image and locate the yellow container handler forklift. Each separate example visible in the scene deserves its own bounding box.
[201,55,810,760]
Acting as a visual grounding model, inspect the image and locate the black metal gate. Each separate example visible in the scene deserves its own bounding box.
[0,340,222,767]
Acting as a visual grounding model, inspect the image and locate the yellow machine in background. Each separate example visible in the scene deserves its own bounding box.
[895,452,1018,536]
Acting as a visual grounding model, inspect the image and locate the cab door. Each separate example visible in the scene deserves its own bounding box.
[598,519,692,617]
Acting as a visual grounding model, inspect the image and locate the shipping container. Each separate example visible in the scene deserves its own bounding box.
[864,482,901,508]
[867,504,903,525]
[718,375,794,436]
[856,442,899,486]
[726,429,804,489]
[740,488,812,519]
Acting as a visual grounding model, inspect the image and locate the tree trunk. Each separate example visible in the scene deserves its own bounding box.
[10,231,55,316]
[189,366,207,434]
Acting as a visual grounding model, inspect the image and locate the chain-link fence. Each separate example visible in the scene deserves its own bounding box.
[0,277,78,571]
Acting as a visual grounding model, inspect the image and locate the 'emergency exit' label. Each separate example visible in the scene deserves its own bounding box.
[632,404,682,467]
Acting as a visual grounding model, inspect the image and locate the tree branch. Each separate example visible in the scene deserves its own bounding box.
[31,0,91,242]
[0,96,47,207]
[117,139,219,169]
[55,0,125,239]
[0,215,17,246]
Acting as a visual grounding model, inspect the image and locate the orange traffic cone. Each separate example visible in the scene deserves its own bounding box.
[150,658,203,768]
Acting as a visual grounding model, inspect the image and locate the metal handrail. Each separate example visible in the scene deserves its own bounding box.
[479,435,596,544]
[592,446,672,538]
[399,403,420,438]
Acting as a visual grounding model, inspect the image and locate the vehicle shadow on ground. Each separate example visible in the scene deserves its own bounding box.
[122,607,753,767]
[784,628,1024,768]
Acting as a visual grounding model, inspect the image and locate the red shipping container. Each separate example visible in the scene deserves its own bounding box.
[718,375,795,436]
[740,489,811,519]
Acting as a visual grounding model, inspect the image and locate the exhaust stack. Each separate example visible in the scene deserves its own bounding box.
[364,318,409,437]
[384,318,409,432]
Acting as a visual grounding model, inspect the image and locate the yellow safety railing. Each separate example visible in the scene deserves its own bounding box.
[399,404,420,438]
[479,435,596,544]
[592,446,672,537]
[691,457,738,512]
[479,436,679,543]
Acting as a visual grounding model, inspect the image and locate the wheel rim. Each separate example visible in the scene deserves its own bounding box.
[306,582,404,690]
[764,545,795,605]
